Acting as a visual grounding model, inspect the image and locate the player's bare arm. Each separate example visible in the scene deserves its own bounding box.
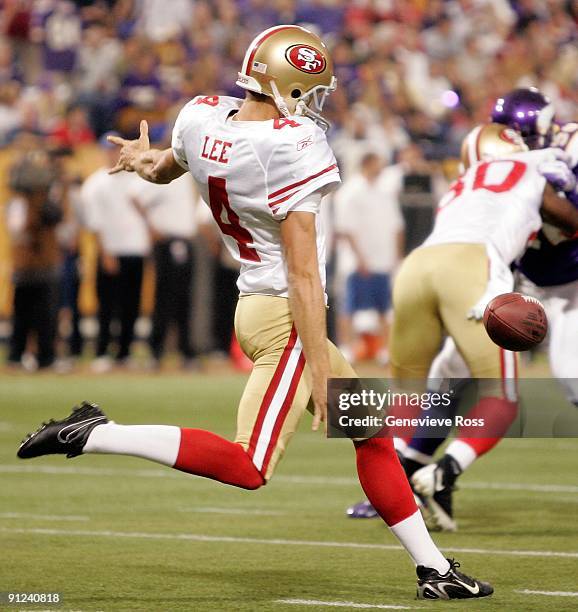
[541,182,578,234]
[108,120,185,184]
[335,231,369,275]
[281,210,330,431]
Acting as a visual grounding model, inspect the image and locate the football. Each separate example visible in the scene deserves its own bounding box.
[483,292,548,351]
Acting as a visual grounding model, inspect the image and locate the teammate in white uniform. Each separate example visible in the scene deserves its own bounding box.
[16,25,493,601]
[348,124,578,530]
[395,102,578,524]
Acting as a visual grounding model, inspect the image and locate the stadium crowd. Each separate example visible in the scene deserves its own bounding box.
[1,0,576,370]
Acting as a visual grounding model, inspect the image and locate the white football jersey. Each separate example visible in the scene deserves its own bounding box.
[423,149,556,264]
[171,95,340,296]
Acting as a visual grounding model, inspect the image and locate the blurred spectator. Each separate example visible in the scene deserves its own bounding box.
[6,149,63,369]
[81,133,150,372]
[296,0,344,34]
[131,173,199,368]
[50,103,95,148]
[0,37,23,84]
[75,20,122,135]
[30,0,82,74]
[388,143,447,252]
[135,0,196,42]
[52,148,85,359]
[116,46,166,136]
[331,103,394,177]
[334,152,405,364]
[0,81,22,145]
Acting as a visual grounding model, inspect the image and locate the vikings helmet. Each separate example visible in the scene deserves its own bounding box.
[491,87,555,149]
[460,123,528,170]
[236,25,336,130]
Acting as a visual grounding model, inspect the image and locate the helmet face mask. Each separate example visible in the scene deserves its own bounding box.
[237,25,336,130]
[491,87,555,150]
[294,79,337,130]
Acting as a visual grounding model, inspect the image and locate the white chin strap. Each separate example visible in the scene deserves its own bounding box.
[270,81,291,119]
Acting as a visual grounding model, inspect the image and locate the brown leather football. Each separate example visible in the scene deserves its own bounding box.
[483,292,548,351]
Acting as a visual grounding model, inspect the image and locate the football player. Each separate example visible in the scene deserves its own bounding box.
[494,88,578,406]
[15,26,491,600]
[348,123,578,530]
[397,90,578,531]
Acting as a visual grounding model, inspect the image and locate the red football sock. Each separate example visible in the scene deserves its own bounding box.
[457,396,518,457]
[354,437,418,526]
[174,428,265,490]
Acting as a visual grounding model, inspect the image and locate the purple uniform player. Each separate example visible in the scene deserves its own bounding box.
[492,89,578,288]
[492,90,578,408]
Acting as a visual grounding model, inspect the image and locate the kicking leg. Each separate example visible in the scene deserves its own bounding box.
[17,296,312,491]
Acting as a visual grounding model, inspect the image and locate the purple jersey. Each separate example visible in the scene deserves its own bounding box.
[33,5,81,72]
[518,122,578,286]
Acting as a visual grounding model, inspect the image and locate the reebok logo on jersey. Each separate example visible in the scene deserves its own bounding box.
[297,136,313,151]
[200,136,233,165]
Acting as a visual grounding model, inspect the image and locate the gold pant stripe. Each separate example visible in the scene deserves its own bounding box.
[247,325,305,474]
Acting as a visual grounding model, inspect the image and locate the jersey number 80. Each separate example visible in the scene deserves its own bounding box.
[438,160,527,212]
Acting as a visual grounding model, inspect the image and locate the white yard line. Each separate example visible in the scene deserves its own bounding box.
[276,598,419,609]
[516,589,578,598]
[0,464,175,478]
[0,527,576,559]
[0,512,89,522]
[2,464,577,494]
[461,481,578,494]
[179,507,287,516]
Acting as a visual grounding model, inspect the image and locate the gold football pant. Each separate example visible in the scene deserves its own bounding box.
[234,295,356,481]
[390,244,516,397]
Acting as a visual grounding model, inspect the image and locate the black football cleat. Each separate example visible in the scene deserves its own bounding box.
[416,558,493,600]
[17,401,108,459]
[411,454,461,532]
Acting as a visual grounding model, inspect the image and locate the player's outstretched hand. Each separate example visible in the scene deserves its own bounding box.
[539,158,576,193]
[108,120,151,175]
[311,376,328,433]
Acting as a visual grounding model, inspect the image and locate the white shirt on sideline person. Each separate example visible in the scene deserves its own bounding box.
[81,169,150,256]
[130,173,198,239]
[334,172,405,274]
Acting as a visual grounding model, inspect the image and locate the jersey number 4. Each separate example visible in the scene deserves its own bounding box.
[440,160,527,210]
[208,176,261,262]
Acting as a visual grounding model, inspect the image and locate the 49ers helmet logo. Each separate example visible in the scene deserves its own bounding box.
[499,128,523,145]
[285,44,326,74]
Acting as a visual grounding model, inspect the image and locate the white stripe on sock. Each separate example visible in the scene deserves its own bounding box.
[445,440,477,472]
[84,422,181,467]
[389,510,450,574]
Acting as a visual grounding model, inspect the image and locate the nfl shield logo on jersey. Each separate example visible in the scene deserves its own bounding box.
[285,44,327,74]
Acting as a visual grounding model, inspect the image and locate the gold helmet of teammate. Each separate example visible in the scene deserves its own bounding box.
[236,25,336,130]
[460,123,528,170]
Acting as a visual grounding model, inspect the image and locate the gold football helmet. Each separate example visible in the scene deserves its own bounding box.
[461,123,528,170]
[236,25,336,130]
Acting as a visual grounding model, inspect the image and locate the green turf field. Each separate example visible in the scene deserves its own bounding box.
[1,372,577,611]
